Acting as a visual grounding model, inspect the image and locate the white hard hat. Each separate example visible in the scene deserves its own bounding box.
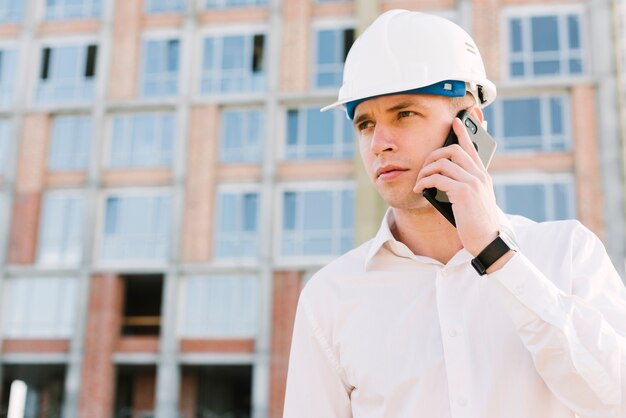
[321,9,497,119]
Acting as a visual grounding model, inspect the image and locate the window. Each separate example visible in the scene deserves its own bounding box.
[181,366,252,418]
[48,115,91,170]
[1,365,67,418]
[214,190,259,259]
[37,44,97,103]
[0,48,17,107]
[45,0,101,20]
[507,12,583,78]
[37,192,84,266]
[314,27,354,89]
[0,119,9,176]
[281,187,353,257]
[220,108,263,163]
[101,193,170,261]
[285,106,354,160]
[182,276,258,337]
[145,0,183,13]
[109,113,174,168]
[141,38,179,97]
[494,176,575,222]
[201,33,265,94]
[1,277,78,337]
[482,95,570,152]
[205,0,266,8]
[0,0,21,23]
[113,366,157,418]
[121,275,163,336]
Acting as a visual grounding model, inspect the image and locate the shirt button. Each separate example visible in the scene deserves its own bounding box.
[457,397,468,407]
[448,328,457,337]
[514,284,524,295]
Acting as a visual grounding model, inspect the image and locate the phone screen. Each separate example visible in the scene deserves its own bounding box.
[422,109,497,226]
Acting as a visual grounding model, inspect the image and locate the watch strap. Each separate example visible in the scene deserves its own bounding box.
[471,236,511,276]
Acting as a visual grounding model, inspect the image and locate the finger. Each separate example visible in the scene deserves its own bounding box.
[422,142,481,176]
[416,157,475,185]
[414,173,460,195]
[453,117,483,167]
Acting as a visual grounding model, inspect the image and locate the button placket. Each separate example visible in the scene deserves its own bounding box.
[436,268,473,417]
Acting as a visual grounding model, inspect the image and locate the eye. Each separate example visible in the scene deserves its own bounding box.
[357,120,374,131]
[398,110,414,119]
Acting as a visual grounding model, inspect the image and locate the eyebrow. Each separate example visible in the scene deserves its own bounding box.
[353,100,423,127]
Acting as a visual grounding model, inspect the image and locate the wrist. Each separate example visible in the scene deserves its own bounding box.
[471,231,518,276]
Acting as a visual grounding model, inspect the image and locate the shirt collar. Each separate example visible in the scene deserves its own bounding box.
[364,206,519,270]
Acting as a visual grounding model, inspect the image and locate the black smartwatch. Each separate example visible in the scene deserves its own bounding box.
[471,233,516,276]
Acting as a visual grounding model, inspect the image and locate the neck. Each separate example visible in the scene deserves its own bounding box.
[389,206,463,264]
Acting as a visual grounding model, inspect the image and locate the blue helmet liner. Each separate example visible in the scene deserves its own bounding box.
[345,80,466,120]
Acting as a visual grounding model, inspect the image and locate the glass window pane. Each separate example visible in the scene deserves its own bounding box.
[568,15,580,49]
[553,183,572,219]
[510,62,524,77]
[317,30,337,65]
[110,113,173,167]
[303,191,332,230]
[531,16,559,52]
[283,192,296,230]
[533,60,560,75]
[243,193,257,231]
[504,184,546,222]
[502,98,541,137]
[510,18,522,52]
[222,36,245,70]
[286,110,298,146]
[101,195,170,260]
[305,109,333,146]
[550,97,564,135]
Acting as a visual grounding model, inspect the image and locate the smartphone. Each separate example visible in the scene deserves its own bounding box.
[422,109,497,226]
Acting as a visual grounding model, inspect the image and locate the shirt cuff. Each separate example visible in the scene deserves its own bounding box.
[488,251,567,328]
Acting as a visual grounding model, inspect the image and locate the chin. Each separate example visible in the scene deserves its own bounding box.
[380,190,427,211]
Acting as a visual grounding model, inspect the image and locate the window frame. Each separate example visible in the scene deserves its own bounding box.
[198,25,268,97]
[483,92,571,153]
[43,0,101,21]
[139,31,182,98]
[501,4,587,82]
[1,276,79,339]
[48,114,92,171]
[0,42,18,108]
[492,172,576,222]
[95,187,172,268]
[104,111,175,169]
[178,275,260,338]
[218,106,265,163]
[144,0,184,14]
[274,180,355,267]
[36,189,85,267]
[204,0,267,9]
[280,103,355,161]
[0,0,22,23]
[212,183,261,264]
[311,19,355,91]
[33,36,99,105]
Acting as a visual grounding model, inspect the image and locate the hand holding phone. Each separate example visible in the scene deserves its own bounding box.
[421,110,497,226]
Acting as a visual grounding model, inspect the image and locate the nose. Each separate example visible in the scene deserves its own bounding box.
[371,124,398,155]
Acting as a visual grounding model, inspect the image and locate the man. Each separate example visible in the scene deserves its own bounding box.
[282,9,626,418]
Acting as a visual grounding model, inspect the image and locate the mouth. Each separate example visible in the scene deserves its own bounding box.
[376,165,409,181]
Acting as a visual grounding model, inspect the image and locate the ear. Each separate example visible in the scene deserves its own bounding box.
[466,104,484,124]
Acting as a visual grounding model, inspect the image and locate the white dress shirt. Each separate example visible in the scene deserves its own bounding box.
[283,209,626,418]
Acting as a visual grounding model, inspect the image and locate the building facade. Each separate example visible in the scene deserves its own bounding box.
[0,0,623,417]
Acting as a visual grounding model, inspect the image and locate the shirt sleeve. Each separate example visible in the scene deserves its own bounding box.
[490,223,626,418]
[283,292,353,418]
